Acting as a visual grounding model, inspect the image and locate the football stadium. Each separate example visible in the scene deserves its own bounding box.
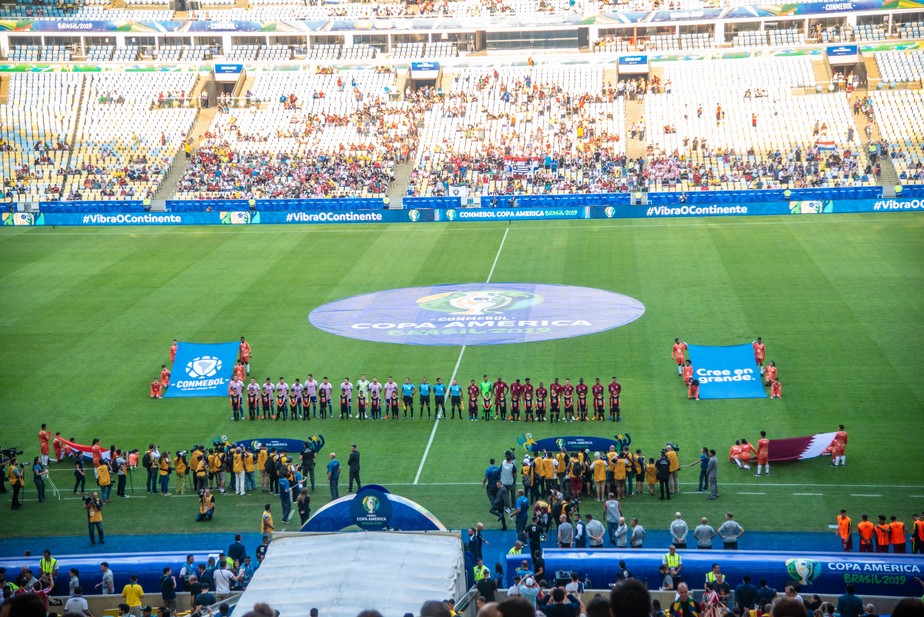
[1,3,923,617]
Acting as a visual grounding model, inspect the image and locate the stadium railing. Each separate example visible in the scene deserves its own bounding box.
[165,198,386,212]
[39,200,146,212]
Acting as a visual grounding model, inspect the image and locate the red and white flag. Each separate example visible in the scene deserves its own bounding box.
[767,431,838,462]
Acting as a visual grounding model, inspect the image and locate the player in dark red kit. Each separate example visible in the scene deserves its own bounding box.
[510,379,522,421]
[562,378,575,422]
[289,389,299,420]
[522,378,535,422]
[592,378,605,421]
[536,382,548,422]
[609,376,622,422]
[261,379,274,420]
[493,376,508,421]
[576,378,589,421]
[468,380,480,421]
[370,387,381,420]
[230,389,242,422]
[247,379,259,421]
[549,378,562,423]
[276,389,288,421]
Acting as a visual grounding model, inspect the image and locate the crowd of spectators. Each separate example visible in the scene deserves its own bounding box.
[5,57,924,205]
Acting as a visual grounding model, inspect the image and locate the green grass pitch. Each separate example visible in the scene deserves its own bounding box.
[0,214,922,540]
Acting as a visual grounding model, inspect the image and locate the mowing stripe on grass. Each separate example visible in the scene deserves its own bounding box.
[413,225,511,485]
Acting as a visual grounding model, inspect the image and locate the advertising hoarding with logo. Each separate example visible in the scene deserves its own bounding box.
[508,549,922,597]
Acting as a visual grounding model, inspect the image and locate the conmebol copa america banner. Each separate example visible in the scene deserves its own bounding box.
[687,343,767,399]
[164,341,239,398]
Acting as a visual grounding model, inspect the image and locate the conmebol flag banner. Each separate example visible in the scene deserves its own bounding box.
[767,431,838,462]
[687,344,768,399]
[164,341,239,398]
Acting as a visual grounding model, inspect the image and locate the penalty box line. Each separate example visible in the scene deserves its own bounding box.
[413,225,511,485]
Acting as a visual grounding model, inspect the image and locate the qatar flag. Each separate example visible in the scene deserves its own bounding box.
[767,432,838,462]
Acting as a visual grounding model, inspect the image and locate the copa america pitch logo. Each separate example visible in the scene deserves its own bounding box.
[407,209,421,222]
[416,290,540,316]
[308,283,646,347]
[604,207,616,219]
[186,356,223,379]
[445,209,457,221]
[785,558,821,585]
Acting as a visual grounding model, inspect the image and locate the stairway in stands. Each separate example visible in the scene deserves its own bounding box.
[0,75,10,105]
[811,58,831,87]
[388,162,411,208]
[150,104,218,208]
[623,98,647,162]
[848,90,899,196]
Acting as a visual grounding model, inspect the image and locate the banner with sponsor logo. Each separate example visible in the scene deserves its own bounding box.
[1,199,921,229]
[516,549,923,597]
[164,341,239,398]
[435,207,586,222]
[687,343,767,399]
[309,283,645,346]
[302,486,447,532]
[522,434,631,454]
[232,435,325,454]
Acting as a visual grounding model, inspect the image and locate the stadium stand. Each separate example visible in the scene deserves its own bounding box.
[410,66,630,196]
[643,57,873,191]
[87,45,115,62]
[898,20,924,39]
[871,90,924,183]
[172,69,407,200]
[66,73,198,202]
[876,50,924,84]
[0,73,82,204]
[112,45,140,62]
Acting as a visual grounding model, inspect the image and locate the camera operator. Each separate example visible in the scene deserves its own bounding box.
[174,450,189,496]
[0,450,11,495]
[85,492,105,545]
[8,456,24,510]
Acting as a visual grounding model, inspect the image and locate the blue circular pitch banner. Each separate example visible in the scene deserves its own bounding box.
[308,283,645,346]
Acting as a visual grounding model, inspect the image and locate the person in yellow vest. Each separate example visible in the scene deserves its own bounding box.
[663,545,683,579]
[473,558,490,582]
[207,450,222,492]
[189,447,203,491]
[666,444,681,495]
[257,446,269,492]
[96,461,112,503]
[261,503,274,537]
[85,492,105,545]
[158,451,172,496]
[196,487,215,522]
[9,457,24,510]
[592,453,607,501]
[233,449,245,496]
[173,451,189,496]
[612,452,628,499]
[243,448,256,493]
[195,458,207,495]
[39,550,58,578]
